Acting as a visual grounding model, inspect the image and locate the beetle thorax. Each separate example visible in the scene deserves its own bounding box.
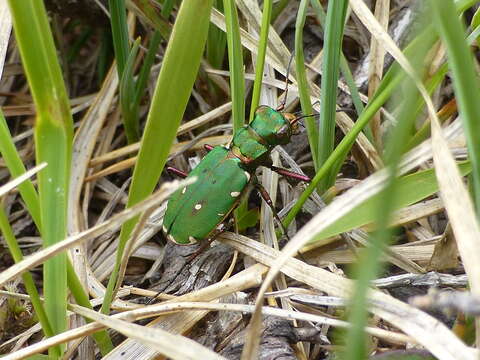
[229,106,296,165]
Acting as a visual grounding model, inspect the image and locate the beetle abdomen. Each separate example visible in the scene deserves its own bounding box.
[163,146,250,245]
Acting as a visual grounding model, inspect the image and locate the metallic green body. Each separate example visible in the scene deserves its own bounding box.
[163,105,295,245]
[163,146,249,244]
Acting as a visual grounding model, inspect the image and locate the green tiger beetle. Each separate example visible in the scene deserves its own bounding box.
[162,100,313,246]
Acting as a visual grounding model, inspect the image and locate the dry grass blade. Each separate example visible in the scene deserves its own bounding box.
[85,135,230,181]
[240,1,471,357]
[242,118,463,358]
[4,262,262,360]
[314,242,435,266]
[350,0,480,340]
[430,111,480,314]
[73,306,227,360]
[99,264,267,359]
[368,0,389,149]
[0,1,11,81]
[68,65,119,355]
[69,65,119,231]
[73,301,413,345]
[0,178,194,287]
[220,232,477,360]
[0,162,46,197]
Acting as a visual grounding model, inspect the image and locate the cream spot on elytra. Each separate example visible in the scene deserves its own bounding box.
[230,191,241,197]
[182,187,187,194]
[195,203,202,210]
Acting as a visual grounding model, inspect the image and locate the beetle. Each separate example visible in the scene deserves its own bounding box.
[162,104,311,246]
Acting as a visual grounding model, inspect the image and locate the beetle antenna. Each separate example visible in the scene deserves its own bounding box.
[291,112,319,125]
[276,52,295,112]
[291,100,320,116]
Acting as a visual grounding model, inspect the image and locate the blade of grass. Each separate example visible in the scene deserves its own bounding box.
[430,0,480,346]
[0,110,113,353]
[248,0,272,121]
[108,0,129,76]
[65,263,113,354]
[109,0,139,143]
[132,0,171,39]
[295,0,319,170]
[100,0,214,315]
[406,12,480,150]
[429,0,480,214]
[161,0,176,18]
[283,25,440,229]
[271,0,290,22]
[313,161,471,243]
[134,31,162,106]
[344,77,422,360]
[310,0,366,124]
[223,0,245,132]
[0,199,53,342]
[317,0,348,191]
[367,0,390,150]
[8,1,73,356]
[282,75,401,230]
[119,37,141,142]
[207,0,227,70]
[456,0,480,13]
[223,0,247,225]
[0,110,40,226]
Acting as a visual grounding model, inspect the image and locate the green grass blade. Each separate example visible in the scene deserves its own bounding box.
[456,0,479,13]
[161,0,176,17]
[0,110,113,355]
[207,0,227,69]
[310,0,366,119]
[295,0,319,169]
[429,0,480,214]
[223,0,245,131]
[271,0,290,22]
[133,0,171,39]
[101,0,214,314]
[66,263,113,354]
[0,110,40,226]
[404,63,449,149]
[249,0,272,122]
[134,31,162,106]
[317,0,348,191]
[282,22,443,228]
[109,0,141,143]
[0,206,55,344]
[7,0,73,355]
[120,38,141,143]
[108,0,130,76]
[282,76,400,230]
[344,72,427,360]
[314,161,471,242]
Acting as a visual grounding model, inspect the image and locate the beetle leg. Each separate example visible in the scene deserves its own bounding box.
[204,144,214,152]
[166,166,188,178]
[268,165,311,182]
[254,181,290,240]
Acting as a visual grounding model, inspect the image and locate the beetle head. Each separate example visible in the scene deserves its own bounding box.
[250,106,295,145]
